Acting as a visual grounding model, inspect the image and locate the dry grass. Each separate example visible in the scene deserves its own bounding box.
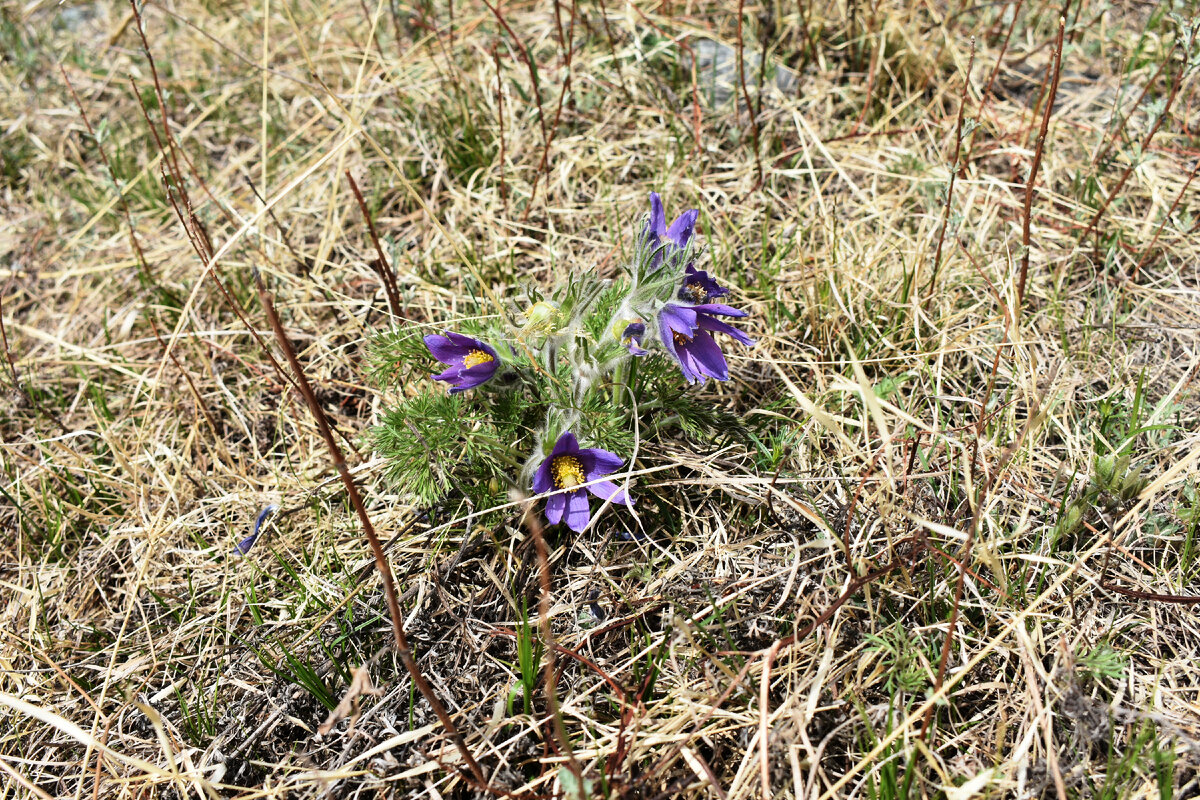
[3,0,1200,797]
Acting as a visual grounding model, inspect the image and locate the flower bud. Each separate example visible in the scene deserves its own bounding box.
[522,300,561,335]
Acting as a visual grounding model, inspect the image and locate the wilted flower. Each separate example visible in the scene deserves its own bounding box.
[659,303,754,384]
[424,331,500,393]
[677,264,729,305]
[235,504,279,556]
[532,431,633,532]
[643,192,698,269]
[614,319,649,356]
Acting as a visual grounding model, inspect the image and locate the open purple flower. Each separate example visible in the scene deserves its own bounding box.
[643,192,698,270]
[532,432,633,532]
[424,331,500,393]
[677,264,729,305]
[659,303,754,385]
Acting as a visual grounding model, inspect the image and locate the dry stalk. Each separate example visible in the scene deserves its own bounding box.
[1131,157,1200,280]
[520,503,586,791]
[345,171,404,319]
[736,0,765,188]
[252,271,489,789]
[920,366,1055,739]
[1016,17,1064,316]
[493,43,508,218]
[1077,52,1185,248]
[924,38,975,306]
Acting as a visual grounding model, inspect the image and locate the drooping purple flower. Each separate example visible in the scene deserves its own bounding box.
[423,331,500,393]
[532,432,633,533]
[658,303,754,385]
[619,321,649,356]
[677,264,729,305]
[235,504,279,556]
[643,192,698,270]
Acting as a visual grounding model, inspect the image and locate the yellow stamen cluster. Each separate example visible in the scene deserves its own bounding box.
[551,455,586,489]
[681,282,709,304]
[462,349,494,368]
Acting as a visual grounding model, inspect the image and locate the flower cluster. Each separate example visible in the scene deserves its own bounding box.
[412,192,754,532]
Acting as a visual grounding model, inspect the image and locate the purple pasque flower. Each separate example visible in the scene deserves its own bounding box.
[659,302,754,385]
[618,321,649,356]
[532,432,633,533]
[423,331,500,393]
[677,264,729,305]
[643,192,699,269]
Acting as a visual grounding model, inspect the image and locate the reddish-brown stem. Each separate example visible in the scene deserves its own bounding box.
[1091,50,1173,170]
[921,367,1054,740]
[253,271,487,788]
[520,0,578,221]
[1078,56,1184,247]
[595,0,633,102]
[980,0,1024,112]
[482,0,547,149]
[493,44,508,218]
[736,0,765,188]
[1016,18,1064,316]
[925,39,976,306]
[345,171,404,320]
[1131,157,1200,281]
[60,66,161,296]
[521,505,585,786]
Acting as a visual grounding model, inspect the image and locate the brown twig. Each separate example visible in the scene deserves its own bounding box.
[519,0,578,222]
[1016,17,1064,317]
[252,270,488,789]
[1090,50,1173,171]
[921,365,1055,739]
[595,0,633,102]
[924,38,976,306]
[482,0,548,150]
[1077,53,1185,248]
[980,0,1025,113]
[736,0,765,188]
[493,44,508,218]
[1131,157,1200,281]
[519,503,585,787]
[345,171,404,320]
[60,66,163,298]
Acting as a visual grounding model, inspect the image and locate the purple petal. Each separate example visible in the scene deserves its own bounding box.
[553,431,580,456]
[659,303,699,333]
[564,491,591,532]
[647,192,666,238]
[696,314,755,346]
[681,265,729,302]
[424,333,469,364]
[666,209,698,248]
[431,364,465,385]
[545,492,566,526]
[235,504,279,556]
[452,360,499,391]
[532,458,554,493]
[682,331,729,381]
[443,331,487,349]
[588,480,633,506]
[578,448,623,477]
[690,303,748,318]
